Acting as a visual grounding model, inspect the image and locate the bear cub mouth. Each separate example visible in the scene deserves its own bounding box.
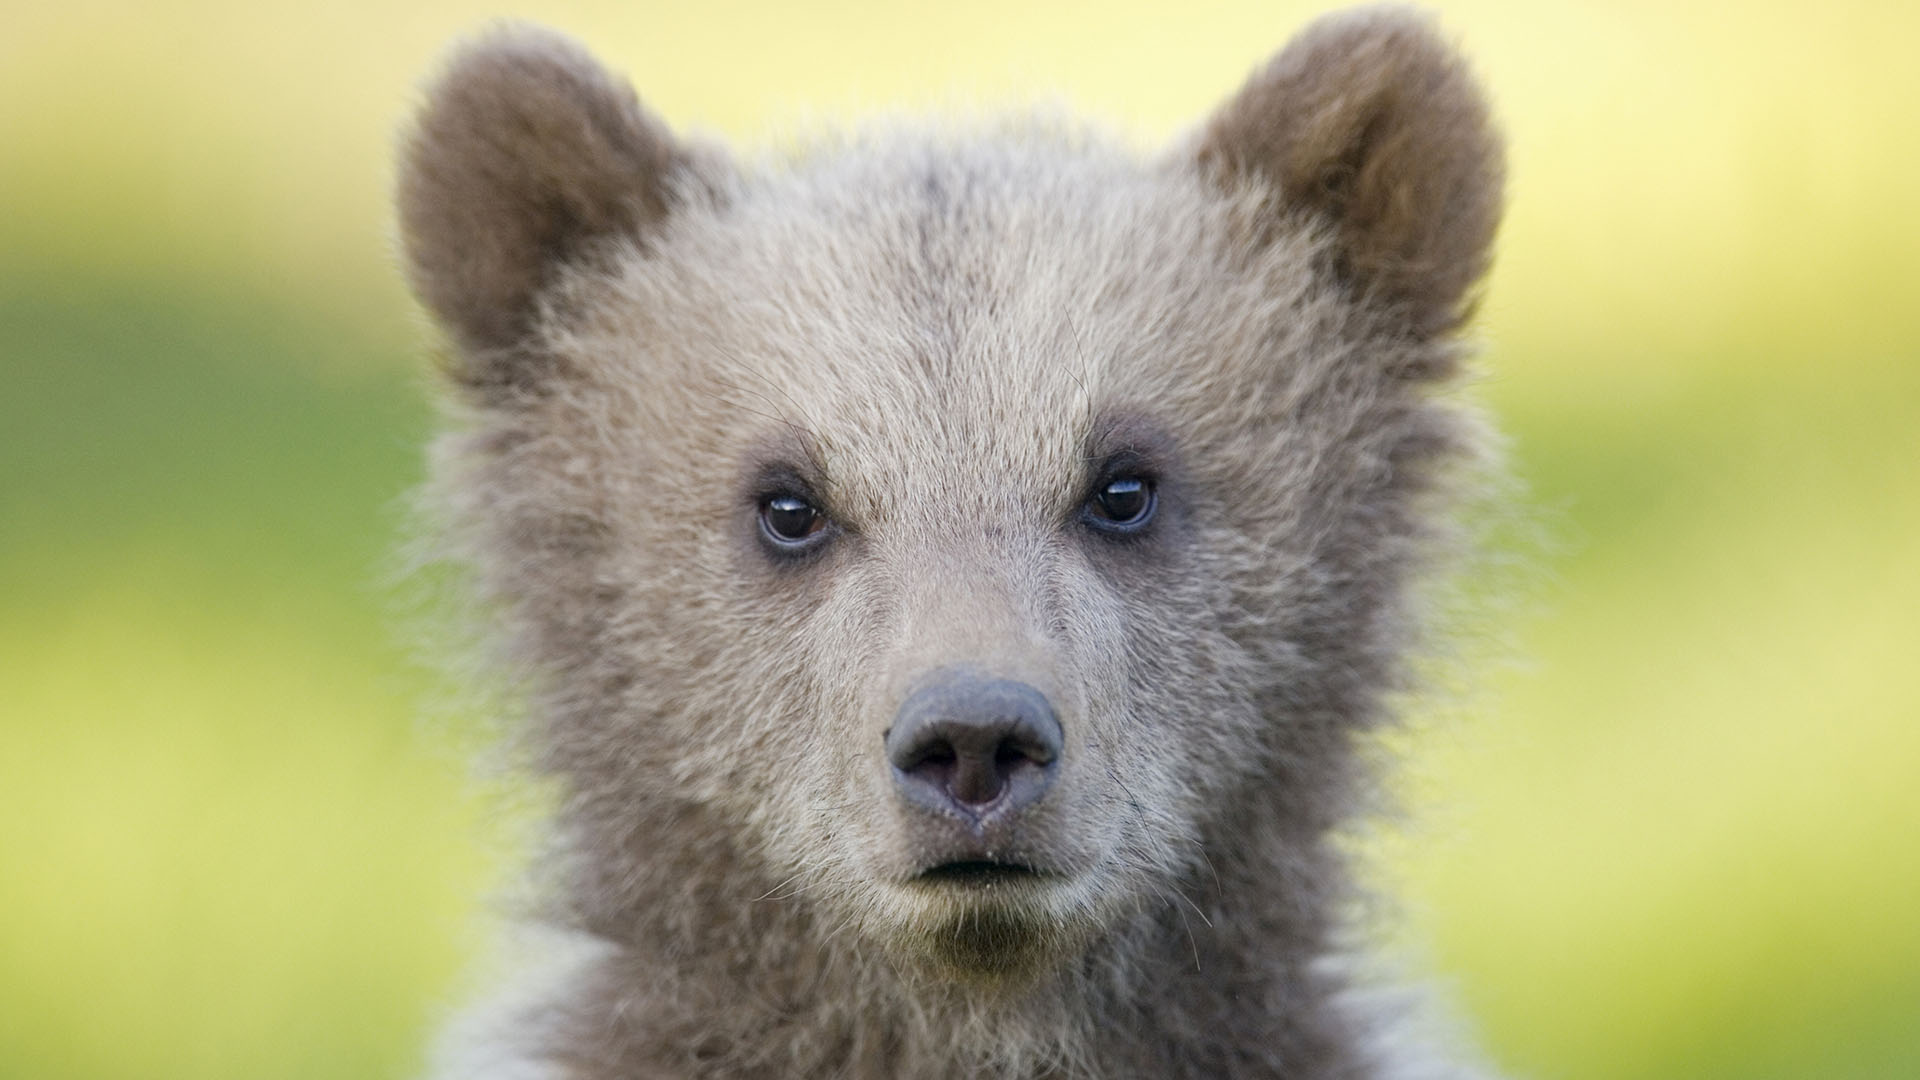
[916,860,1041,887]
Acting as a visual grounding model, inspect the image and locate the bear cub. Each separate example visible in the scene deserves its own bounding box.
[398,6,1505,1079]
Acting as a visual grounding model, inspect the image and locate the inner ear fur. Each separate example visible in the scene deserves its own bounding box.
[397,25,691,389]
[1196,6,1505,339]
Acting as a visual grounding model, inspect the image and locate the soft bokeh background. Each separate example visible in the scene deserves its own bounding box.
[4,1,1916,1077]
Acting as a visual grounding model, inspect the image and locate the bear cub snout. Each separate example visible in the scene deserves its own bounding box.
[887,673,1063,825]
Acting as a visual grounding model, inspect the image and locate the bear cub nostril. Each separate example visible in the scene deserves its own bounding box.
[886,676,1062,820]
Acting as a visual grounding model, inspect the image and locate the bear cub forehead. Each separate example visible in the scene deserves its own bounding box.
[548,137,1339,536]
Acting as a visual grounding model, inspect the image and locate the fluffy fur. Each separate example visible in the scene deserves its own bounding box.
[398,6,1506,1078]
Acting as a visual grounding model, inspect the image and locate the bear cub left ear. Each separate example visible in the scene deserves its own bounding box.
[1195,6,1505,339]
[397,25,696,390]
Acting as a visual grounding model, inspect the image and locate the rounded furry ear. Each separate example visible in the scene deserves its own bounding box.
[397,25,692,386]
[1195,6,1505,338]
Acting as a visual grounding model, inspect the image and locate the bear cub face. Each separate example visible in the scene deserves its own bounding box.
[400,5,1501,1002]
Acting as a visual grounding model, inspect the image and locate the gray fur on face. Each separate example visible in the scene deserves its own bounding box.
[400,6,1506,1078]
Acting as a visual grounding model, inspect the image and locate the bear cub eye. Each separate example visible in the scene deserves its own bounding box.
[759,493,828,550]
[1084,476,1157,534]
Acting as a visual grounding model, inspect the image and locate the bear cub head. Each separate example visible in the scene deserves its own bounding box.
[400,6,1501,998]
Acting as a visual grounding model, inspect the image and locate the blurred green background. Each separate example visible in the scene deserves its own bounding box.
[3,1,1916,1077]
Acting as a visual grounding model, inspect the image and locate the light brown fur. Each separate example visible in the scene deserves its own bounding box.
[398,7,1505,1078]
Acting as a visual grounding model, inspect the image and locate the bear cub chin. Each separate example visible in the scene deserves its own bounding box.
[398,5,1506,1078]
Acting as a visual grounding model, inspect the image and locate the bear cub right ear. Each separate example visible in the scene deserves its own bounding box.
[1194,6,1505,340]
[397,26,692,390]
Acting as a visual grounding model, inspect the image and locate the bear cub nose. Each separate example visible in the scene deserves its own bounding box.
[886,676,1062,821]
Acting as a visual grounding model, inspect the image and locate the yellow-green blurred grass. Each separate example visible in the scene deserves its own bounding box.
[1406,372,1920,1078]
[1,577,482,1079]
[3,2,1917,1079]
[1,284,490,1078]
